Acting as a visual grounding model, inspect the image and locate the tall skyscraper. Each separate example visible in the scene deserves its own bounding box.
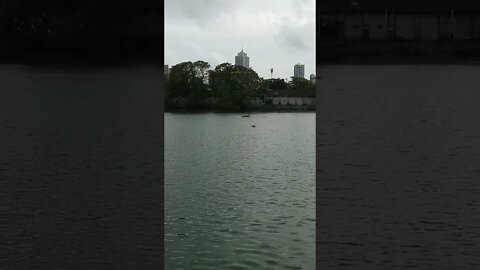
[235,49,250,68]
[294,64,305,78]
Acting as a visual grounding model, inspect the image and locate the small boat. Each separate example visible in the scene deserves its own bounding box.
[251,125,256,128]
[241,113,250,118]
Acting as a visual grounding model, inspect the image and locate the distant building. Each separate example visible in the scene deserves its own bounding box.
[294,64,305,78]
[235,49,250,68]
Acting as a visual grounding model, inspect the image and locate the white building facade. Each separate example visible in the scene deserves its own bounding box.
[235,50,250,68]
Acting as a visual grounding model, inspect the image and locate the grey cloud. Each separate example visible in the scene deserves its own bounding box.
[275,23,314,51]
[290,0,315,17]
[273,0,315,52]
[165,0,236,26]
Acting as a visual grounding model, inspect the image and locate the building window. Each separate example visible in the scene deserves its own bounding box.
[352,24,359,30]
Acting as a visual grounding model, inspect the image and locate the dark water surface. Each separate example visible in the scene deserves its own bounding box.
[1,65,163,269]
[165,113,315,269]
[317,65,480,269]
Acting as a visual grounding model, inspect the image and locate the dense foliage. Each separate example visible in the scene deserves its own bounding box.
[166,60,315,111]
[166,61,261,110]
[289,77,315,91]
[266,78,288,90]
[166,61,211,108]
[210,63,261,110]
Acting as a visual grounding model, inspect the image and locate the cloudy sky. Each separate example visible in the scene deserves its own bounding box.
[165,0,315,80]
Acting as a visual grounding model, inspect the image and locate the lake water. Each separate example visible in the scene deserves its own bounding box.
[1,65,163,269]
[165,113,315,269]
[318,65,480,269]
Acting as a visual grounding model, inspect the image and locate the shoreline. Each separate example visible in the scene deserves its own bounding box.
[165,107,315,113]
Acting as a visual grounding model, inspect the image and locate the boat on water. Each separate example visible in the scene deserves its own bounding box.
[241,113,250,118]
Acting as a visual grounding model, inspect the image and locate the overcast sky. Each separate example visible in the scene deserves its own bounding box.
[165,0,315,80]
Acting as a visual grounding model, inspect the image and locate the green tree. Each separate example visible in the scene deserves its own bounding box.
[166,60,211,108]
[289,77,314,90]
[268,78,287,90]
[210,63,261,110]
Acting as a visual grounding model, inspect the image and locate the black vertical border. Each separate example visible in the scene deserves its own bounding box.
[315,1,320,269]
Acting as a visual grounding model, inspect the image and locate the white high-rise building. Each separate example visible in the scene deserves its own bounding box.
[294,64,305,78]
[235,49,250,68]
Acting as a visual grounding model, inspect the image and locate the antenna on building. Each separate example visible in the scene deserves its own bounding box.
[271,68,273,79]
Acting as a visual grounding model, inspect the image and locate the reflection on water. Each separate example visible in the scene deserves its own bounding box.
[318,65,480,269]
[1,65,163,269]
[165,113,315,269]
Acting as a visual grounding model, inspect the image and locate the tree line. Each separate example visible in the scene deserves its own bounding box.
[166,61,315,111]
